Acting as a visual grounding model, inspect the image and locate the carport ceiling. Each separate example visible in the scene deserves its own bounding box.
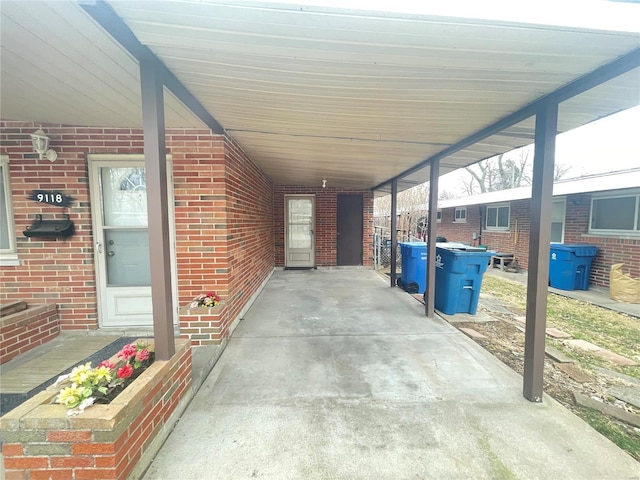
[1,1,638,193]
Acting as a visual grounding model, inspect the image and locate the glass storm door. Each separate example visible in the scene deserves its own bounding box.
[91,160,154,327]
[285,196,315,268]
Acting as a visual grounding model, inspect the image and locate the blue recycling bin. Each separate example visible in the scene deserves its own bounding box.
[549,244,598,291]
[435,246,493,315]
[398,242,427,294]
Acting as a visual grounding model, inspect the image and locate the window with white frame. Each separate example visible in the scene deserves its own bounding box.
[454,207,467,223]
[486,203,510,230]
[590,193,640,234]
[0,156,18,265]
[551,199,566,243]
[436,210,442,223]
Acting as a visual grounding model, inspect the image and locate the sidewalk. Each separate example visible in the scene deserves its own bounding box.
[486,268,640,319]
[141,269,639,479]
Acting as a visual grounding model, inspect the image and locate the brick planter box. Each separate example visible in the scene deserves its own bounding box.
[179,303,228,346]
[0,302,59,365]
[0,338,192,480]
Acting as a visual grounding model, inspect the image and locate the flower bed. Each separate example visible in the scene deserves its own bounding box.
[0,338,192,480]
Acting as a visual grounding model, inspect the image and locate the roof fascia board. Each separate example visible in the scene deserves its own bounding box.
[80,0,225,135]
[373,47,640,192]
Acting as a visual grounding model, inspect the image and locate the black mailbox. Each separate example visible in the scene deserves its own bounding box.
[23,214,75,238]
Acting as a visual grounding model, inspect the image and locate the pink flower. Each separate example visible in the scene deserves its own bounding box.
[117,364,134,379]
[117,343,137,360]
[136,349,150,361]
[98,360,115,370]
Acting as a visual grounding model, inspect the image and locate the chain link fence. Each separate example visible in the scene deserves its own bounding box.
[373,226,417,270]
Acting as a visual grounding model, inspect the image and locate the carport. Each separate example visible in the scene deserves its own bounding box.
[1,0,639,406]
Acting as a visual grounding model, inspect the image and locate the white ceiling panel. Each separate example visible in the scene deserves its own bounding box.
[0,1,204,128]
[1,0,638,193]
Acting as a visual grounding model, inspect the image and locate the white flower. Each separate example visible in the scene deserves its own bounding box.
[67,396,96,417]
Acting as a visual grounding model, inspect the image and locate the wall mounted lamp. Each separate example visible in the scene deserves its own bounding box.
[322,179,327,188]
[30,129,57,162]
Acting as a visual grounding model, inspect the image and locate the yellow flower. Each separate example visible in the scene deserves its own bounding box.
[69,362,93,385]
[92,366,113,385]
[58,385,84,409]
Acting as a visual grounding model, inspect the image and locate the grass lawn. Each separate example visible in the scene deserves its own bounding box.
[481,275,640,379]
[479,275,640,461]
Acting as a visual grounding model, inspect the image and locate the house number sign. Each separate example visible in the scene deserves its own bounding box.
[28,190,75,208]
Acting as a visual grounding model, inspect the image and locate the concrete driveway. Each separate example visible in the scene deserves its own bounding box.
[143,269,639,479]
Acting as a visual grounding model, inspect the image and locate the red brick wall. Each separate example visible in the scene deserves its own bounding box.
[0,122,275,341]
[0,303,59,365]
[172,134,275,345]
[438,201,531,266]
[215,137,274,341]
[437,193,640,287]
[274,186,374,267]
[1,122,115,330]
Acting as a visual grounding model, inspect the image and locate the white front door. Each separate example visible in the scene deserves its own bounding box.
[89,156,175,327]
[285,195,315,268]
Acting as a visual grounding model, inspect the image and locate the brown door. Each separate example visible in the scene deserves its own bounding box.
[337,194,363,266]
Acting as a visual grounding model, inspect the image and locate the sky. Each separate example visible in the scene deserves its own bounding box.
[439,105,640,195]
[555,105,640,177]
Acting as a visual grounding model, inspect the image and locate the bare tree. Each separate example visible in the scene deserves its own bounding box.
[375,144,571,234]
[438,190,457,200]
[374,183,430,240]
[463,145,569,194]
[555,163,571,181]
[464,147,532,194]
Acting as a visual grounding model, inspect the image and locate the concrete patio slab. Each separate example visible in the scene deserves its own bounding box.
[546,327,572,339]
[564,339,602,352]
[142,270,639,480]
[593,349,638,366]
[459,327,488,340]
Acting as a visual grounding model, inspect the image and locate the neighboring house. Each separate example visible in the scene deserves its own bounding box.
[437,169,640,288]
[0,124,374,349]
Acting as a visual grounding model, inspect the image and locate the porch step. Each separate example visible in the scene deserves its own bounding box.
[0,300,27,318]
[0,335,135,416]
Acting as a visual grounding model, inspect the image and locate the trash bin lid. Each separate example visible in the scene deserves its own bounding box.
[436,242,483,251]
[398,242,427,247]
[550,244,598,256]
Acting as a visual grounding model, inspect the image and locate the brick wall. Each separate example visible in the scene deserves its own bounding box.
[0,122,275,343]
[0,123,98,330]
[176,136,275,345]
[0,303,59,365]
[273,186,374,267]
[438,201,531,267]
[438,193,640,288]
[222,137,274,337]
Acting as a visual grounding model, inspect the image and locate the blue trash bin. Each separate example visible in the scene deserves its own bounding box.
[398,242,427,294]
[434,246,492,315]
[549,244,598,291]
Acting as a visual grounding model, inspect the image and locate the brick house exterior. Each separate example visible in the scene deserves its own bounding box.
[0,121,374,350]
[436,171,640,288]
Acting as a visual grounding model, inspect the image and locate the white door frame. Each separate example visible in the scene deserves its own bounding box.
[285,194,316,268]
[88,154,178,328]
